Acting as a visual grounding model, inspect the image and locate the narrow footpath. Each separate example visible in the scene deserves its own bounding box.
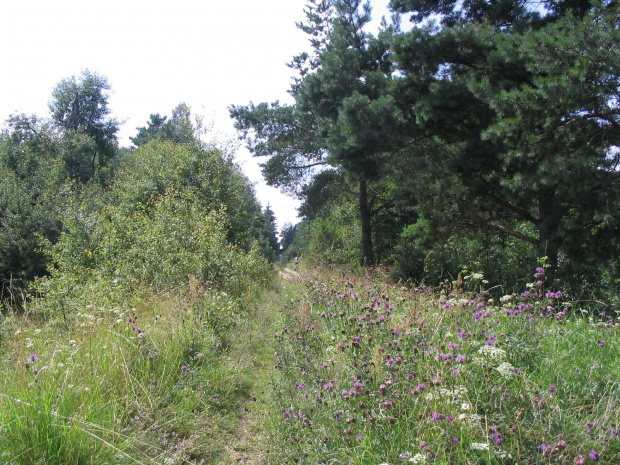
[221,267,303,464]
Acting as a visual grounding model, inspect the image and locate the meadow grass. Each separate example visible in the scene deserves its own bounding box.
[1,265,618,464]
[266,267,620,464]
[0,275,277,464]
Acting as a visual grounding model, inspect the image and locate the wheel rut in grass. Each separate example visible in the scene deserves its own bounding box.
[223,273,304,464]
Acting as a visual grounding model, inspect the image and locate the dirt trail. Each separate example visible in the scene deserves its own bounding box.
[277,266,297,280]
[222,270,303,464]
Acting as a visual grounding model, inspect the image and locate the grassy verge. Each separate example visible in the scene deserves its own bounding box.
[266,266,620,464]
[0,272,283,464]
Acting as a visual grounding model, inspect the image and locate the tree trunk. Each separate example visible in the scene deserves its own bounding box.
[538,193,559,272]
[359,178,374,266]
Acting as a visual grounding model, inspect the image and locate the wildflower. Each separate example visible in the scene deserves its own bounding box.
[431,412,442,422]
[574,456,585,465]
[540,444,549,455]
[589,449,599,461]
[552,440,566,454]
[549,385,557,395]
[456,355,466,363]
[611,427,618,438]
[586,423,594,432]
[461,402,471,410]
[496,362,515,378]
[356,434,363,442]
[597,340,605,347]
[410,453,427,464]
[470,443,490,451]
[28,354,38,362]
[450,437,459,444]
[529,317,537,323]
[477,345,507,361]
[181,365,188,372]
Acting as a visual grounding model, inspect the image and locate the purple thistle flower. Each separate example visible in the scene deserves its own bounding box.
[181,365,188,372]
[356,434,363,442]
[431,412,442,422]
[586,423,594,432]
[598,340,606,347]
[28,354,38,362]
[589,449,599,461]
[549,385,557,395]
[611,427,618,438]
[540,444,549,455]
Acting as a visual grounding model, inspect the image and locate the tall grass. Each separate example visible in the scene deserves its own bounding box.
[267,267,620,464]
[0,277,269,464]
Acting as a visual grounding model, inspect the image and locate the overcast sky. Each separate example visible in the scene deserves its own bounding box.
[0,0,392,230]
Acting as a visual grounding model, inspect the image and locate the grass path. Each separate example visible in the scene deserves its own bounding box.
[220,268,303,464]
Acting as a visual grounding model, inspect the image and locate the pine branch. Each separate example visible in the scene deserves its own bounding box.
[488,222,539,245]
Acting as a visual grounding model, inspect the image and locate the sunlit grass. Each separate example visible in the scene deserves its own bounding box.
[0,278,271,464]
[267,267,620,464]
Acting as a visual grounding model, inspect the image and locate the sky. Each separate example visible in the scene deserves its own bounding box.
[0,0,392,231]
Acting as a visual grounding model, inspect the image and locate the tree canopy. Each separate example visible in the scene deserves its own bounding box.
[231,0,620,292]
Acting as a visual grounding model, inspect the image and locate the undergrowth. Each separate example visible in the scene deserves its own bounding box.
[0,274,274,464]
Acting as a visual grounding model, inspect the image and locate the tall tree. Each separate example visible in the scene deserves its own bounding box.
[388,0,620,278]
[49,70,119,181]
[231,0,404,265]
